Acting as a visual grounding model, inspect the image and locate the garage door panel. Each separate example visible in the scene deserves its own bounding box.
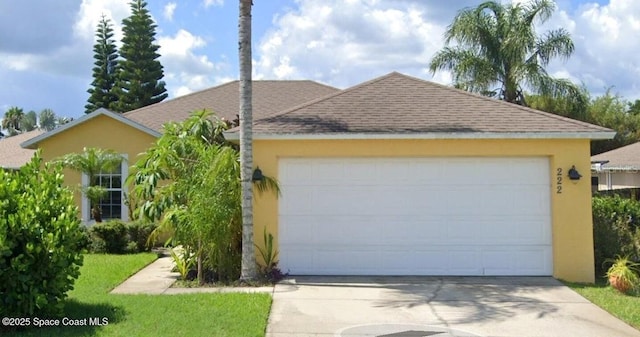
[280,216,315,243]
[446,218,483,243]
[513,186,550,210]
[381,250,449,274]
[281,186,314,214]
[343,161,378,182]
[314,250,374,271]
[312,186,374,215]
[279,157,552,276]
[408,161,445,184]
[482,247,552,275]
[481,187,514,211]
[515,220,550,243]
[312,161,345,182]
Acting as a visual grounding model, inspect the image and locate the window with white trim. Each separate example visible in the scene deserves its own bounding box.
[81,154,128,222]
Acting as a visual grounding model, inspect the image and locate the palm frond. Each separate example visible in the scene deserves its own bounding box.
[534,28,574,65]
[523,0,555,25]
[254,174,281,197]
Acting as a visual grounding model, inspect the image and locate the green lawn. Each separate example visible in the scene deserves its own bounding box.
[4,254,272,337]
[566,281,640,330]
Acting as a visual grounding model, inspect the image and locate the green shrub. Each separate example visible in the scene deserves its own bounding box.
[126,220,157,252]
[88,235,107,253]
[0,153,84,317]
[77,225,91,251]
[86,220,157,254]
[90,220,128,254]
[592,195,640,276]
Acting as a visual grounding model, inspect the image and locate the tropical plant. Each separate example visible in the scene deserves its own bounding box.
[255,228,279,273]
[38,108,57,131]
[2,106,24,135]
[55,147,123,222]
[0,151,84,316]
[131,110,240,284]
[86,14,119,114]
[170,247,196,280]
[429,0,580,106]
[112,0,167,112]
[131,109,279,284]
[239,0,258,282]
[606,255,640,294]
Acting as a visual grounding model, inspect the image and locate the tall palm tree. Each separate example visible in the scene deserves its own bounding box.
[238,0,257,281]
[2,107,25,136]
[56,147,123,222]
[429,0,578,105]
[39,109,57,131]
[21,111,37,132]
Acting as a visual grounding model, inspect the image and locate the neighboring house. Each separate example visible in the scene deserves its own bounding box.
[0,129,45,170]
[591,142,640,191]
[21,72,614,282]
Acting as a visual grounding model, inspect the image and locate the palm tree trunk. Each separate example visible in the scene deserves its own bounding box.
[239,0,257,282]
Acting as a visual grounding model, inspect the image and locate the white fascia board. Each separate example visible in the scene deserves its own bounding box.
[21,108,161,149]
[223,131,616,141]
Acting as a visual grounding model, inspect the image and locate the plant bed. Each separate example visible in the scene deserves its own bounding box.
[172,266,288,288]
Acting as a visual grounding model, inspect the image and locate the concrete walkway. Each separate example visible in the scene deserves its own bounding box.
[110,256,180,294]
[110,255,273,294]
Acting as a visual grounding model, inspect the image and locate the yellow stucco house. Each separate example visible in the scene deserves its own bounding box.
[21,72,614,282]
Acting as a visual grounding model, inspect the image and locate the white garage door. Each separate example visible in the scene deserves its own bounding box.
[278,157,552,276]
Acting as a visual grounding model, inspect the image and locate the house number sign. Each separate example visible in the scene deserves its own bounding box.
[556,168,563,194]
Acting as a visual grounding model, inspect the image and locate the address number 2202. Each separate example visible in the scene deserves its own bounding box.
[556,168,563,194]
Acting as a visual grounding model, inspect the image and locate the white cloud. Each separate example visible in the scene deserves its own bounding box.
[203,0,224,8]
[0,0,131,79]
[158,29,229,97]
[544,0,640,98]
[74,0,130,43]
[164,2,177,21]
[0,54,35,72]
[254,0,443,87]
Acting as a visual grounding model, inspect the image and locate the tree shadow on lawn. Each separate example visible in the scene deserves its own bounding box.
[0,299,126,337]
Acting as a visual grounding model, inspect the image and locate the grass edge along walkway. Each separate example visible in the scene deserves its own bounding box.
[565,280,640,331]
[3,253,272,337]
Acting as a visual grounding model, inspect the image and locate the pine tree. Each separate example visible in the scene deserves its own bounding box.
[112,0,167,113]
[86,15,119,114]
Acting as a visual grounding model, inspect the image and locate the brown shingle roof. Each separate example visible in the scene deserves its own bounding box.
[239,72,613,138]
[124,80,340,132]
[591,142,640,170]
[0,130,45,169]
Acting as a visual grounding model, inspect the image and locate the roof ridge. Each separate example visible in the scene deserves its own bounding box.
[123,79,339,118]
[254,72,400,124]
[123,81,239,117]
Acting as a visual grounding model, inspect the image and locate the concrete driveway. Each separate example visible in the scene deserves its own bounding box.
[267,276,640,337]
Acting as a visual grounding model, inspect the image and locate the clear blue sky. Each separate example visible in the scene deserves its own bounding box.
[0,0,638,119]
